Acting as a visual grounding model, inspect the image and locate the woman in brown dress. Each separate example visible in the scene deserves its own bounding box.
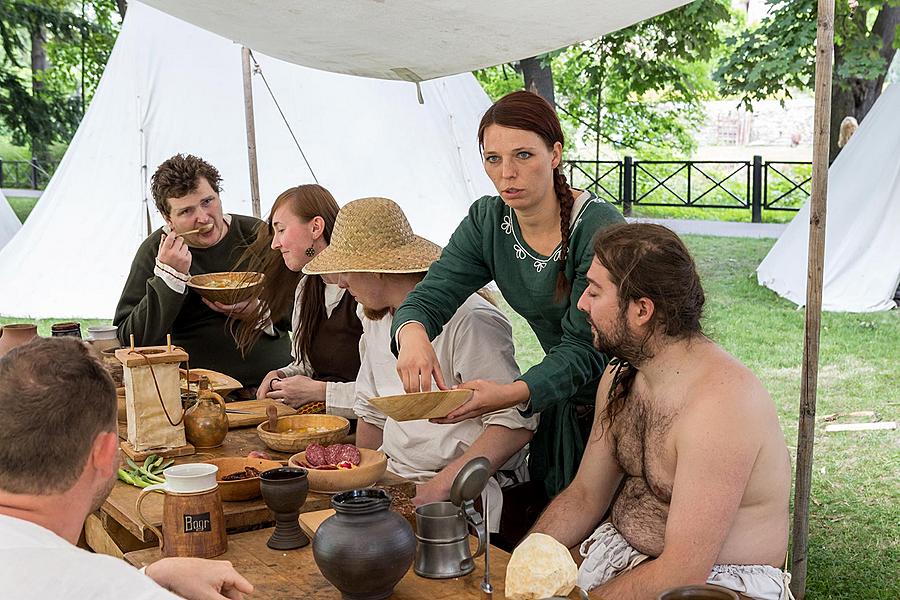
[235,185,362,416]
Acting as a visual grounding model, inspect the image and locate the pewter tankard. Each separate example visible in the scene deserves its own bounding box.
[414,500,486,578]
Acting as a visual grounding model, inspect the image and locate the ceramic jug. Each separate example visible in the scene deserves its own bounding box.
[313,489,416,600]
[183,377,228,448]
[0,323,38,358]
[50,321,82,338]
[136,463,227,558]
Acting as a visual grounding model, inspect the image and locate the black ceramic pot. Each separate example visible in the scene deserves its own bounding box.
[313,489,416,600]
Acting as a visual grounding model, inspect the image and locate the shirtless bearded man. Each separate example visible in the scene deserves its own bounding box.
[530,223,792,600]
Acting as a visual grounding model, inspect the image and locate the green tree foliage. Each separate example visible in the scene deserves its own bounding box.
[476,1,732,158]
[0,0,120,154]
[715,0,900,158]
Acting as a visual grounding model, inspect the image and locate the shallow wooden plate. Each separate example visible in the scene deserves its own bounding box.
[288,448,387,494]
[204,457,284,501]
[180,368,242,395]
[367,389,473,422]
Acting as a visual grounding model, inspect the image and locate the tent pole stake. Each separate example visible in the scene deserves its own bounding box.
[241,46,262,219]
[791,1,834,598]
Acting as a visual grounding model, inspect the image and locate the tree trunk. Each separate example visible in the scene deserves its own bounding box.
[30,22,49,166]
[829,5,900,160]
[520,55,555,107]
[116,0,128,20]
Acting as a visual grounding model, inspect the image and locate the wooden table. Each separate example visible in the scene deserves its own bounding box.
[126,529,509,600]
[88,427,413,557]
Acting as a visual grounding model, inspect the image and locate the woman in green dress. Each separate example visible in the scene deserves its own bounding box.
[392,91,624,509]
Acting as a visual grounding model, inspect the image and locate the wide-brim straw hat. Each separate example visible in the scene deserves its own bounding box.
[303,197,442,275]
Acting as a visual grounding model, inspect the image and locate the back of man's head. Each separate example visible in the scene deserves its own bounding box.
[0,337,116,495]
[593,223,705,340]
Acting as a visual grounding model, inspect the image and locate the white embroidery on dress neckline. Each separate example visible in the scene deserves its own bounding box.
[500,197,598,273]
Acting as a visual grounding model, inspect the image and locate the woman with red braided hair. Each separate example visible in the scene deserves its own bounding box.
[392,90,624,535]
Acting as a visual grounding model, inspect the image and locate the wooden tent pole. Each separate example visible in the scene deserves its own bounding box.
[241,46,262,219]
[791,1,834,598]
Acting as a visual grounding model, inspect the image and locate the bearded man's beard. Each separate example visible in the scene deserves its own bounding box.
[362,305,391,321]
[590,316,653,367]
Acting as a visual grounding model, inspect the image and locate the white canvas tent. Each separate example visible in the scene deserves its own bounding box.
[0,189,21,251]
[0,2,495,319]
[757,82,900,312]
[141,0,691,82]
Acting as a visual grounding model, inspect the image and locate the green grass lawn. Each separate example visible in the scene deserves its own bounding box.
[630,204,799,223]
[1,234,895,598]
[502,235,898,600]
[5,195,37,223]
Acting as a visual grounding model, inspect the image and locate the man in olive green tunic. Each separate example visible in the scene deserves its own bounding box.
[114,154,291,388]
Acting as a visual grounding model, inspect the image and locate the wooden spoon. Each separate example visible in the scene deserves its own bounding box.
[266,404,279,432]
[178,223,214,237]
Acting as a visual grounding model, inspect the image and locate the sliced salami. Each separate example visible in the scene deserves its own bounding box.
[324,444,342,466]
[305,443,327,466]
[338,444,361,466]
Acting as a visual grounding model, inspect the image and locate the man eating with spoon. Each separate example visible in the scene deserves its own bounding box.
[114,154,292,389]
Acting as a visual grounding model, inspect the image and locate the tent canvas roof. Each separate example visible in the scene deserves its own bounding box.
[0,189,22,251]
[757,83,900,312]
[141,0,691,81]
[0,2,495,319]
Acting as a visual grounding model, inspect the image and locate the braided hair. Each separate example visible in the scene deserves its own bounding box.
[478,90,575,302]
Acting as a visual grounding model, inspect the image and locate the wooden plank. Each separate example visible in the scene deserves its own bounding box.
[126,528,510,600]
[225,399,295,428]
[791,2,835,599]
[299,509,334,539]
[824,421,896,433]
[120,440,195,462]
[84,513,125,559]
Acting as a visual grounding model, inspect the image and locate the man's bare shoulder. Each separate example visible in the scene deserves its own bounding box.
[681,340,774,427]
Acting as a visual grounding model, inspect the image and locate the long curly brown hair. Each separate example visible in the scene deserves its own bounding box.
[477,90,575,302]
[233,185,339,361]
[593,223,706,433]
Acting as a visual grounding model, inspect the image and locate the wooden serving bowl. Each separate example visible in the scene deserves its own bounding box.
[289,448,388,494]
[204,457,283,502]
[256,414,350,453]
[186,271,264,304]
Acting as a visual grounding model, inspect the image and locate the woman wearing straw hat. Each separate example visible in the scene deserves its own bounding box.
[303,197,538,528]
[392,91,625,508]
[233,185,362,417]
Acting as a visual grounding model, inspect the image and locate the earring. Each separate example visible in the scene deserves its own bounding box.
[305,246,315,257]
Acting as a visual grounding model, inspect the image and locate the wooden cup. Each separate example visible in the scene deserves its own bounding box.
[135,463,227,558]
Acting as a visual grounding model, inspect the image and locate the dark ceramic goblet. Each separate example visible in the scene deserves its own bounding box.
[260,466,309,550]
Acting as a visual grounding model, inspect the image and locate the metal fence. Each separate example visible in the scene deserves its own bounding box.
[2,155,812,222]
[564,155,812,222]
[0,159,58,190]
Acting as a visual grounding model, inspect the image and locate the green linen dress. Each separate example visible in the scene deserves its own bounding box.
[392,192,625,496]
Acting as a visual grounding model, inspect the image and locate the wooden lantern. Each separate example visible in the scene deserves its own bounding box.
[116,336,190,455]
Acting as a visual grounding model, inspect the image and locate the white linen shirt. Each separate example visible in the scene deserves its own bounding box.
[0,514,180,600]
[354,293,539,527]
